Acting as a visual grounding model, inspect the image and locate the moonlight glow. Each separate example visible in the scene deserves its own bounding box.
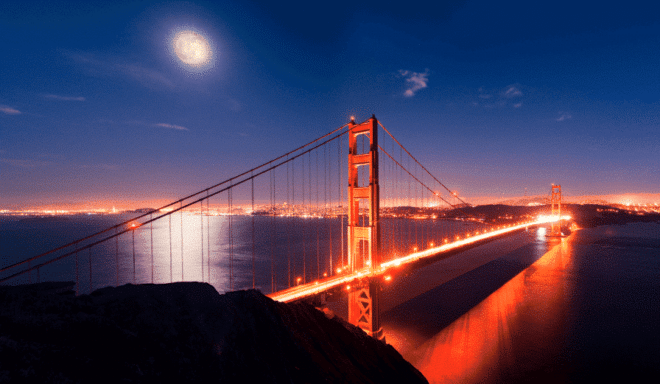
[172,30,212,68]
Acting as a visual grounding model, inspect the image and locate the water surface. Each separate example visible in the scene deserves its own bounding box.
[382,223,660,382]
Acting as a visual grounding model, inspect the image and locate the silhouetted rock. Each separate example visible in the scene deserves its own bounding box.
[0,282,427,383]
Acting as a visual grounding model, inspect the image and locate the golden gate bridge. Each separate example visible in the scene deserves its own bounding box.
[0,115,569,339]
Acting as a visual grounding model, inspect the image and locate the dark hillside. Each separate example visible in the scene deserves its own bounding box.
[0,282,427,383]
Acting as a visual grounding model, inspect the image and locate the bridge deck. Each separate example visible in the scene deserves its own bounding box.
[268,219,552,303]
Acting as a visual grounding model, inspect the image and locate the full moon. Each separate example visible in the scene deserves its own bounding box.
[172,30,211,67]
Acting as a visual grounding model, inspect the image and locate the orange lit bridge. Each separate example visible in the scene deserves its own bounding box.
[269,218,557,302]
[1,115,570,340]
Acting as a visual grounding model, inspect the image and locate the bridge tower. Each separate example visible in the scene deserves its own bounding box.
[550,184,562,236]
[347,115,383,340]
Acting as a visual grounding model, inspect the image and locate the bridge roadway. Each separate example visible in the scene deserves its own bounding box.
[268,217,560,303]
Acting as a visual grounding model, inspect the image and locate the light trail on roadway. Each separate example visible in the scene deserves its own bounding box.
[269,216,568,303]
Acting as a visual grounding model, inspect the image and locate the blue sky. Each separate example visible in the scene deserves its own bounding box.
[1,0,659,208]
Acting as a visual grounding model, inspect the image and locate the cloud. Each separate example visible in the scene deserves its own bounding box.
[1,156,117,170]
[67,51,175,89]
[121,63,175,88]
[399,69,430,97]
[227,99,242,112]
[474,85,523,108]
[43,94,86,101]
[119,120,190,131]
[556,112,572,122]
[78,163,119,171]
[503,86,522,98]
[154,123,189,131]
[477,87,492,99]
[0,157,53,167]
[0,105,21,115]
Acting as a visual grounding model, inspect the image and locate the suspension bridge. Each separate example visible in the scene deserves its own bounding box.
[1,115,568,340]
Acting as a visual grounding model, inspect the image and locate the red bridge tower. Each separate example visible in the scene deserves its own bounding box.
[346,115,383,340]
[549,184,562,237]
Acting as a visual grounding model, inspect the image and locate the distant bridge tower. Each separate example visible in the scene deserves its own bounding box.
[347,115,383,340]
[550,184,562,236]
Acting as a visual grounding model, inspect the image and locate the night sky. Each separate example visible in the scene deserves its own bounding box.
[1,1,659,209]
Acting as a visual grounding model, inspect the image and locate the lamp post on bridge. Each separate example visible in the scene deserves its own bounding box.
[347,115,383,340]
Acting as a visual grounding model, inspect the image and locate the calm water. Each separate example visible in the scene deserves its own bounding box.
[0,213,483,295]
[3,215,658,381]
[380,223,660,383]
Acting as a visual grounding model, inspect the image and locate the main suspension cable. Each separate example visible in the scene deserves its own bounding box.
[378,121,471,207]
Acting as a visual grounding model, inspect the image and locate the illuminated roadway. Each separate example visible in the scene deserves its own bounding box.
[268,216,568,303]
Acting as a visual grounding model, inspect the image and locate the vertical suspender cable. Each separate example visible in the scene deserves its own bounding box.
[169,214,173,283]
[270,170,275,292]
[402,147,406,252]
[229,186,233,291]
[408,155,411,248]
[325,144,331,275]
[316,149,319,280]
[273,171,276,291]
[180,201,184,281]
[339,134,344,269]
[394,140,399,256]
[207,191,210,283]
[423,182,426,248]
[415,164,418,249]
[200,201,204,283]
[384,149,390,259]
[251,173,256,289]
[308,152,312,281]
[115,227,119,286]
[302,154,306,283]
[286,161,291,287]
[388,139,392,255]
[382,147,387,258]
[151,213,154,283]
[132,229,136,284]
[422,180,425,248]
[291,158,295,282]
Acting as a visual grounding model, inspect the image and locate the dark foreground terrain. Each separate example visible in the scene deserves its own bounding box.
[0,282,427,383]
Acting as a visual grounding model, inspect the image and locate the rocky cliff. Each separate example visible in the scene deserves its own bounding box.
[0,282,427,383]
